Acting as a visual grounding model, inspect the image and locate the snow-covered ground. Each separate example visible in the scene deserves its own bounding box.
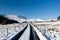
[36,24,60,40]
[0,23,27,40]
[0,22,60,40]
[32,25,47,40]
[0,14,60,40]
[19,24,30,40]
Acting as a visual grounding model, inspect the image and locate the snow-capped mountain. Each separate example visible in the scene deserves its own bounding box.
[26,18,44,22]
[4,15,57,23]
[5,15,26,23]
[5,15,45,23]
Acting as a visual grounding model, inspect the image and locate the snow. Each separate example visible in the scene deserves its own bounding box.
[0,14,60,40]
[32,25,47,40]
[26,18,44,22]
[0,22,60,40]
[0,23,27,40]
[33,21,60,25]
[19,24,30,40]
[5,15,26,23]
[36,24,60,40]
[6,24,27,40]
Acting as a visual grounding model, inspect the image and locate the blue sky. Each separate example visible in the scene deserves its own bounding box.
[0,0,60,20]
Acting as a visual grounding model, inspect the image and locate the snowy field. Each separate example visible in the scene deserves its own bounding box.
[0,23,27,40]
[0,22,60,40]
[36,24,60,40]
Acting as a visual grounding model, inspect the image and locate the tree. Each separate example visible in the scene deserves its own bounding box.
[57,16,60,20]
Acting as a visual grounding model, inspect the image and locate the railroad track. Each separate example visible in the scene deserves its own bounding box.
[5,24,47,40]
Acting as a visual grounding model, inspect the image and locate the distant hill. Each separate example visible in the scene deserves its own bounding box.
[5,15,27,23]
[0,15,19,25]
